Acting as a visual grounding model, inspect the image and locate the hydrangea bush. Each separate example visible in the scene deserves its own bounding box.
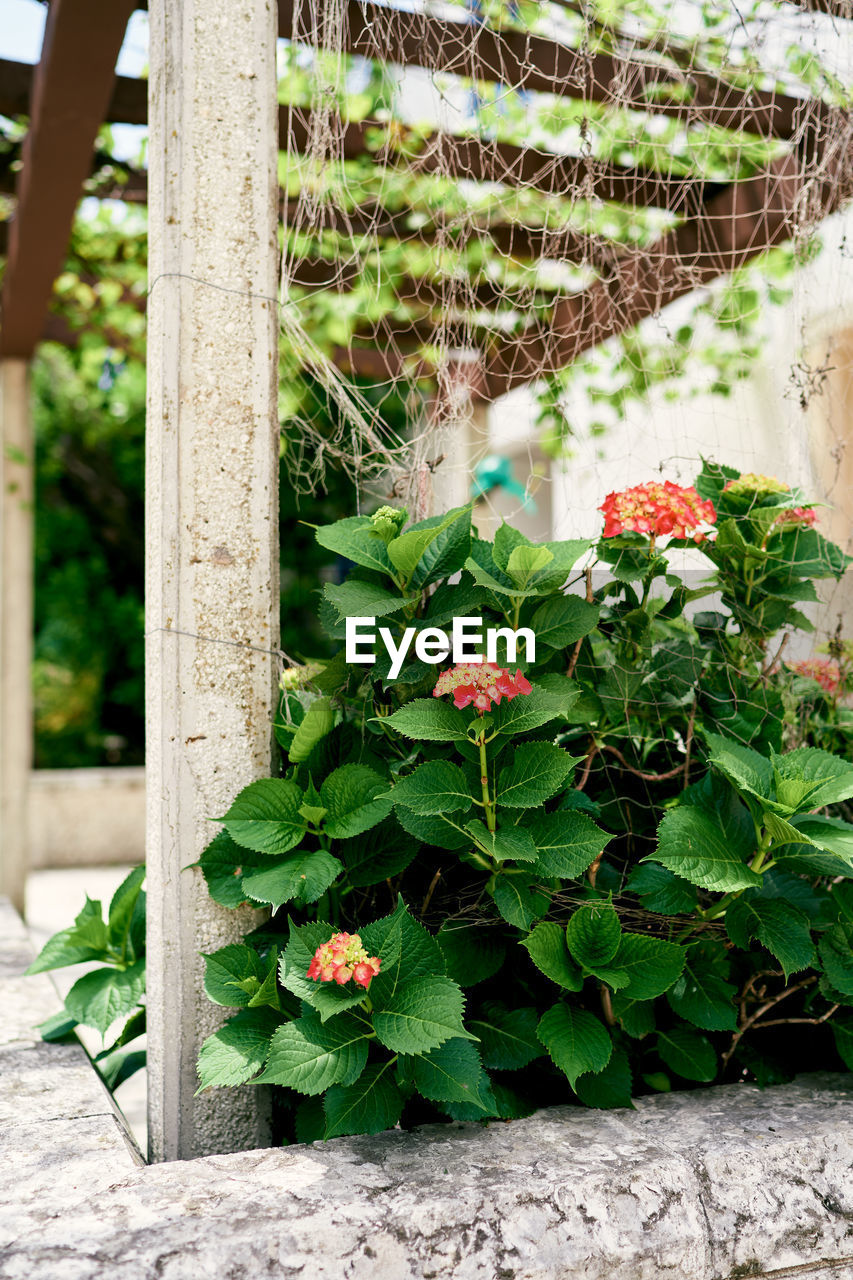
[196,460,853,1141]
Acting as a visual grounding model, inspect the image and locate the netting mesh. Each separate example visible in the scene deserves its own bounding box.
[274,0,853,521]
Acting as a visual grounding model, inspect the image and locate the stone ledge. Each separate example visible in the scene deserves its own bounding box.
[2,897,853,1279]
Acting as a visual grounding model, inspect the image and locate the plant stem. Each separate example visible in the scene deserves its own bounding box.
[478,733,496,833]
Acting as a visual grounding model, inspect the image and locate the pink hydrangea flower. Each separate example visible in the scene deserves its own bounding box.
[773,506,818,529]
[787,657,843,697]
[599,481,716,543]
[307,932,381,990]
[433,660,532,713]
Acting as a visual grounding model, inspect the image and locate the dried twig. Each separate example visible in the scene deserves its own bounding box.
[599,742,685,783]
[722,975,817,1069]
[575,737,599,792]
[420,868,442,916]
[566,568,594,678]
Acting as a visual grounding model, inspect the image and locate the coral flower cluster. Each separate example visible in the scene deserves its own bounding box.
[787,657,843,697]
[600,481,716,543]
[433,661,532,712]
[307,932,381,990]
[772,506,818,530]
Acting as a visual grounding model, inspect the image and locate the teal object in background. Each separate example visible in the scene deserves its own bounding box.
[471,454,537,511]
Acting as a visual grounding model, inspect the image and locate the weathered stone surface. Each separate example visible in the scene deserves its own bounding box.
[1,1075,853,1278]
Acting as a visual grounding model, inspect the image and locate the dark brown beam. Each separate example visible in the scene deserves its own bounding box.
[0,0,137,358]
[480,143,852,399]
[278,0,816,140]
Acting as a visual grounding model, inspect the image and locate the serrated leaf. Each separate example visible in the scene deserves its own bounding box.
[324,579,407,622]
[221,779,307,855]
[324,1062,404,1138]
[388,760,473,815]
[395,805,469,850]
[784,815,853,867]
[574,1046,633,1109]
[279,921,370,1020]
[372,975,473,1053]
[657,1026,717,1082]
[611,994,656,1039]
[197,1009,280,1089]
[537,1003,612,1088]
[526,810,610,879]
[831,1012,853,1070]
[320,764,394,839]
[24,929,106,976]
[203,944,266,1008]
[199,831,269,909]
[819,923,853,997]
[651,804,761,893]
[466,820,538,863]
[256,1011,370,1093]
[497,742,576,808]
[402,1038,491,1108]
[627,863,698,915]
[704,732,774,800]
[387,507,464,582]
[107,866,146,954]
[403,506,471,589]
[363,901,444,1010]
[491,685,578,736]
[491,872,550,929]
[64,960,145,1035]
[506,543,554,587]
[468,1003,544,1070]
[288,697,335,763]
[726,896,814,980]
[612,934,686,1000]
[436,923,505,987]
[339,819,419,887]
[521,922,584,991]
[566,901,622,971]
[382,699,469,742]
[240,849,342,909]
[315,516,395,577]
[530,595,600,648]
[667,958,737,1031]
[772,747,853,809]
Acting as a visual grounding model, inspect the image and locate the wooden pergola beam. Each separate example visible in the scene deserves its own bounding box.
[480,146,850,398]
[278,0,816,140]
[0,0,136,359]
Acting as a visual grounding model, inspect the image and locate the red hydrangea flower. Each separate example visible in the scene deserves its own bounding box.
[433,660,532,713]
[307,932,381,990]
[600,481,716,543]
[787,657,843,697]
[773,506,818,529]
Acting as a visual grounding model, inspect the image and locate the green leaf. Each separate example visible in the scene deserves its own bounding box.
[372,975,473,1053]
[491,685,579,736]
[198,830,269,909]
[773,747,853,810]
[469,1003,544,1070]
[574,1046,633,1109]
[315,516,395,577]
[324,579,407,621]
[530,595,600,648]
[220,779,306,855]
[781,815,853,867]
[107,866,145,954]
[395,805,469,850]
[436,923,505,987]
[491,872,550,930]
[197,1009,280,1089]
[506,543,554,587]
[667,958,737,1031]
[387,507,465,583]
[651,804,761,893]
[627,863,698,915]
[612,934,686,1000]
[382,699,469,742]
[537,1003,612,1088]
[203,944,266,1008]
[497,742,576,808]
[320,764,394,839]
[704,731,774,800]
[402,1038,491,1108]
[95,1045,146,1091]
[388,761,473,815]
[566,901,622,971]
[339,819,419,887]
[25,928,106,975]
[362,900,444,1005]
[526,810,610,879]
[288,697,335,763]
[36,1010,79,1041]
[64,960,145,1035]
[240,849,342,909]
[256,1011,370,1093]
[398,506,471,589]
[611,994,656,1039]
[280,921,371,1020]
[657,1026,717,1082]
[726,896,814,980]
[324,1062,403,1138]
[819,924,853,997]
[521,922,583,991]
[831,1011,853,1070]
[466,819,538,863]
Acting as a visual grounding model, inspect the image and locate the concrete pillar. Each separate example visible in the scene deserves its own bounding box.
[146,0,279,1161]
[0,360,33,916]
